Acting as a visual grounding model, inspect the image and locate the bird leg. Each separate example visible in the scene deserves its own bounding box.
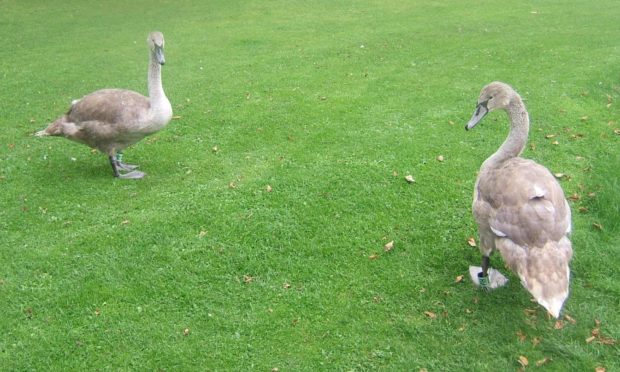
[109,155,145,179]
[478,255,491,290]
[115,152,139,171]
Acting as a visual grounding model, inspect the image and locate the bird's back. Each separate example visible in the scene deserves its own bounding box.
[474,157,571,247]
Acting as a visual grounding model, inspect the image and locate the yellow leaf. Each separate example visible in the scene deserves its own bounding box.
[516,330,527,342]
[467,237,477,247]
[554,320,565,329]
[405,175,415,184]
[535,357,551,367]
[383,241,394,252]
[518,355,529,367]
[266,185,273,192]
[455,275,464,283]
[436,155,445,162]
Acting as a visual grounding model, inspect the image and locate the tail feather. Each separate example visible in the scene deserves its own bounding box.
[496,237,572,318]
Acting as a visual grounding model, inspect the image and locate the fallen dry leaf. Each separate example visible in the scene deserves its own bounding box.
[553,173,565,179]
[595,367,606,372]
[518,355,529,367]
[266,185,273,192]
[524,308,538,317]
[383,240,394,252]
[532,336,542,346]
[545,134,556,139]
[467,237,477,247]
[614,129,620,135]
[424,311,437,319]
[516,330,527,342]
[283,282,291,289]
[568,193,581,201]
[272,368,280,372]
[392,170,399,177]
[198,230,208,238]
[212,145,219,153]
[183,328,190,336]
[455,275,464,283]
[368,253,379,260]
[592,223,603,231]
[405,175,415,184]
[578,207,588,213]
[535,357,551,367]
[586,336,597,343]
[436,155,445,162]
[121,219,130,225]
[228,182,237,189]
[554,320,565,330]
[580,115,589,122]
[552,140,560,145]
[564,314,576,324]
[243,275,254,283]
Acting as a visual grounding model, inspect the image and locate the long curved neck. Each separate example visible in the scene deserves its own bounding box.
[484,98,529,168]
[147,55,166,102]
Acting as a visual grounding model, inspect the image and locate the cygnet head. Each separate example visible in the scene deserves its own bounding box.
[466,81,521,130]
[148,31,165,65]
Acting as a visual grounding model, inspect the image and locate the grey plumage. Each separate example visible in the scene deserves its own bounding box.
[466,82,572,318]
[36,31,172,179]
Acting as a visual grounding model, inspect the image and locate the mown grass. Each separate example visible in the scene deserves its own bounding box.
[1,0,619,370]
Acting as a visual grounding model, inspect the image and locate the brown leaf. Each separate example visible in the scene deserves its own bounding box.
[554,320,565,329]
[564,314,576,324]
[595,367,606,372]
[455,275,464,283]
[598,336,617,345]
[436,155,445,162]
[467,237,477,247]
[368,253,379,260]
[405,175,415,184]
[592,223,603,231]
[518,355,529,367]
[243,275,254,283]
[283,282,291,289]
[545,134,556,139]
[531,336,542,346]
[578,207,588,213]
[183,328,190,336]
[266,185,273,192]
[516,330,527,342]
[535,357,551,367]
[568,193,581,201]
[524,308,538,317]
[383,240,394,252]
[586,336,597,343]
[424,311,436,319]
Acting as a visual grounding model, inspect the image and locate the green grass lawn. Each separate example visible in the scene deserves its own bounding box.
[1,0,619,370]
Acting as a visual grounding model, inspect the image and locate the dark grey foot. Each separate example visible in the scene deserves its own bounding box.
[118,162,139,171]
[118,170,146,179]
